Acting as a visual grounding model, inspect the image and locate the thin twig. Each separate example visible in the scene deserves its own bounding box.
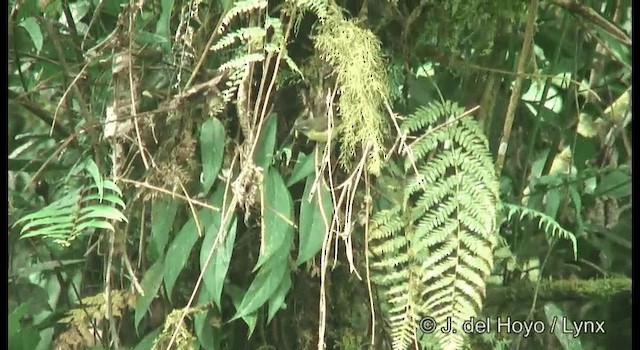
[117,178,221,212]
[179,180,204,237]
[127,6,151,170]
[122,251,145,296]
[495,0,538,176]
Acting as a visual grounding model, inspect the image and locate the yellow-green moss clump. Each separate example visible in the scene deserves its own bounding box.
[313,6,390,175]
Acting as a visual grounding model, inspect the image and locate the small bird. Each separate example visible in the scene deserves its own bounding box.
[293,115,340,143]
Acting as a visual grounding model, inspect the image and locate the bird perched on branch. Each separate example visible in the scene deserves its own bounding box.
[293,115,340,143]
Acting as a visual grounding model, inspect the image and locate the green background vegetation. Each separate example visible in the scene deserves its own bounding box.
[9,0,631,349]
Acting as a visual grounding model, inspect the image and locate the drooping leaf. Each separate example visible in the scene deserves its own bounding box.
[18,17,43,53]
[194,288,222,350]
[544,303,583,350]
[286,151,315,187]
[200,118,225,194]
[232,254,289,320]
[156,0,175,44]
[255,168,294,270]
[226,284,258,337]
[253,113,278,169]
[544,188,563,219]
[133,326,162,350]
[163,216,202,300]
[151,197,179,258]
[83,158,104,200]
[267,271,292,323]
[296,174,332,265]
[135,260,165,331]
[201,185,238,309]
[594,169,631,198]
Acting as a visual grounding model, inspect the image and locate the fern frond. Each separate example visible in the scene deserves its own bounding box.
[369,100,499,349]
[500,202,578,259]
[14,162,127,247]
[219,0,268,34]
[211,27,266,52]
[289,0,329,21]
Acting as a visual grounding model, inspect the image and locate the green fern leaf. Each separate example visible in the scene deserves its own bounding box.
[369,100,499,350]
[14,165,127,247]
[219,0,268,34]
[500,202,578,259]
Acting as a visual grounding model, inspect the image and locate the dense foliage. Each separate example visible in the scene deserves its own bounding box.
[9,0,631,349]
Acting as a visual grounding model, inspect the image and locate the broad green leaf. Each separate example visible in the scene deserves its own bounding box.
[134,31,172,47]
[133,326,162,350]
[226,284,258,337]
[164,214,203,300]
[135,260,165,331]
[232,255,289,320]
[194,288,222,350]
[95,0,128,16]
[603,89,630,125]
[286,151,315,187]
[18,17,43,53]
[296,174,332,265]
[267,271,291,323]
[595,27,631,68]
[9,302,30,337]
[156,0,175,43]
[253,113,278,169]
[15,260,83,278]
[201,215,237,309]
[544,303,583,350]
[200,118,225,194]
[255,168,294,270]
[567,184,584,236]
[200,184,237,308]
[9,327,40,350]
[594,169,631,198]
[65,0,91,25]
[544,188,562,219]
[151,197,179,257]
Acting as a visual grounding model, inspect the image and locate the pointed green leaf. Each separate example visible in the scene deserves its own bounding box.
[151,197,179,257]
[594,169,631,198]
[267,272,291,323]
[200,185,237,308]
[255,168,294,270]
[544,303,583,350]
[133,326,162,350]
[163,216,201,299]
[194,288,222,350]
[286,151,315,187]
[83,158,104,200]
[18,17,43,53]
[296,174,332,265]
[232,256,288,320]
[155,0,175,44]
[164,201,218,300]
[253,113,278,169]
[80,205,127,222]
[567,184,584,236]
[226,285,258,337]
[135,260,165,331]
[200,118,225,194]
